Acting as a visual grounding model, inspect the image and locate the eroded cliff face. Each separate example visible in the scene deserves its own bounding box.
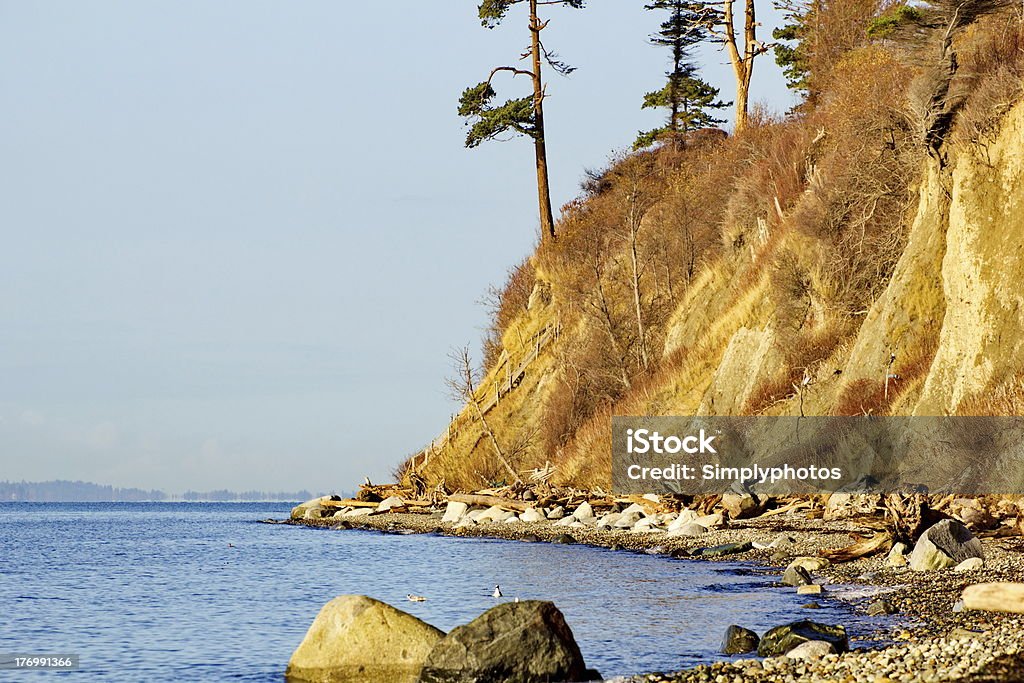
[653,99,1024,420]
[917,103,1024,414]
[419,100,1024,490]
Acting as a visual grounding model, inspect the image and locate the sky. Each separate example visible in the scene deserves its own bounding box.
[0,1,796,494]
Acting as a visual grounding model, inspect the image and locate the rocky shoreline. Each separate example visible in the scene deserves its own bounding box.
[285,501,1024,682]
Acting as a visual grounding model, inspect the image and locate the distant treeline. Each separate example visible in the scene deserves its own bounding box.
[0,480,315,502]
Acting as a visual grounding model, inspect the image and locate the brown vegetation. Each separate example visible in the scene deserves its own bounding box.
[400,6,1024,493]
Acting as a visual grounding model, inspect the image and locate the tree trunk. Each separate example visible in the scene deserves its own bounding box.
[530,0,557,240]
[472,398,519,483]
[628,198,649,370]
[722,0,756,133]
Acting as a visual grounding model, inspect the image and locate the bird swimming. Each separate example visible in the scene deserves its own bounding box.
[492,585,502,598]
[407,594,427,602]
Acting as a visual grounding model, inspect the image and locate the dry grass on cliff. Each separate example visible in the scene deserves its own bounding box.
[958,374,1024,415]
[400,8,1024,492]
[952,13,1024,151]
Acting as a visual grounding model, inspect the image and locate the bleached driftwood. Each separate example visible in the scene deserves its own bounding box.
[962,583,1024,614]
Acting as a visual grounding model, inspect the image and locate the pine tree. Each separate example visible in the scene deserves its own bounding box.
[636,0,729,149]
[458,0,586,240]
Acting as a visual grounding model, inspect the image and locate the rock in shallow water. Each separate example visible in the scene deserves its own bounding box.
[286,595,443,683]
[697,541,753,557]
[781,565,812,587]
[757,620,848,657]
[417,601,594,683]
[721,625,760,654]
[867,598,896,616]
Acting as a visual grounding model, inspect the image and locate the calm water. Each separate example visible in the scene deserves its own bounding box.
[0,503,877,681]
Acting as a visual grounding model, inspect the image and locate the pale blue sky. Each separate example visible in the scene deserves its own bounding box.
[0,1,794,493]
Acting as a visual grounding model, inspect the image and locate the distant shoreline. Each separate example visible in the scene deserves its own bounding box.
[0,479,324,503]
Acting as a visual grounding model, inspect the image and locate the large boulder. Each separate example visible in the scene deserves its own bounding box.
[757,620,848,657]
[417,601,592,683]
[909,520,985,571]
[286,595,444,683]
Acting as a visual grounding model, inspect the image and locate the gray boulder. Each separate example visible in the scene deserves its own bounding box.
[721,625,760,654]
[909,520,984,571]
[757,620,848,657]
[417,601,592,683]
[782,565,812,587]
[286,595,443,683]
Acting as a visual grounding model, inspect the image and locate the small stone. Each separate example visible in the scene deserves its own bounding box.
[441,501,469,524]
[867,599,896,616]
[886,542,908,568]
[575,501,595,519]
[376,495,405,512]
[693,513,725,528]
[520,507,546,523]
[721,492,763,520]
[621,503,647,516]
[787,557,831,572]
[698,541,753,557]
[947,628,984,640]
[551,533,576,544]
[757,620,848,657]
[547,505,565,520]
[797,584,823,595]
[954,557,984,572]
[785,640,836,660]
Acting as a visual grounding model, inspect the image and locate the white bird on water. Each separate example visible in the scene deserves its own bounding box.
[492,585,503,598]
[407,594,427,602]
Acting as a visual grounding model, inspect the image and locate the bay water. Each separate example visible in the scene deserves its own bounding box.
[0,502,879,681]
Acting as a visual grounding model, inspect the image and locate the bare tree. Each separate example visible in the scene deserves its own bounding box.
[692,0,772,131]
[446,346,519,483]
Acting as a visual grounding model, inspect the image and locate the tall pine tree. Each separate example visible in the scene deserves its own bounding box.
[458,0,585,240]
[636,0,728,149]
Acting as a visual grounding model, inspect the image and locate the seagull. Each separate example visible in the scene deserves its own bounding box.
[406,594,427,602]
[493,585,503,598]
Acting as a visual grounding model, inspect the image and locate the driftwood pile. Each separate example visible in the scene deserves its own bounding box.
[343,480,1024,564]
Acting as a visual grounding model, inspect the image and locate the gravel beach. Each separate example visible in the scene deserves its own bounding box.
[290,509,1024,682]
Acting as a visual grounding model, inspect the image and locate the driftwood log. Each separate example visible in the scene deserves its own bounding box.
[962,583,1024,614]
[820,532,893,562]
